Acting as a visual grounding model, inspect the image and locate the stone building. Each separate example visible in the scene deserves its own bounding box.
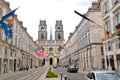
[61,1,105,72]
[100,0,120,71]
[0,0,40,74]
[36,20,65,66]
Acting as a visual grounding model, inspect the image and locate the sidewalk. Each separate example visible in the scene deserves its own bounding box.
[0,66,62,80]
[0,70,28,80]
[0,68,36,80]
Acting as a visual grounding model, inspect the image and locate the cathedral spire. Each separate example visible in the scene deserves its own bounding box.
[50,27,53,40]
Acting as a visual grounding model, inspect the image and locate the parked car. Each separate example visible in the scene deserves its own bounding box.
[53,64,57,68]
[67,65,78,73]
[85,70,120,80]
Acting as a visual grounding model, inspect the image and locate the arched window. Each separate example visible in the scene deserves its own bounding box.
[58,34,61,40]
[58,47,61,52]
[41,34,44,40]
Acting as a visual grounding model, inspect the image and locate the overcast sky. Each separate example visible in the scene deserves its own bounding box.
[5,0,97,41]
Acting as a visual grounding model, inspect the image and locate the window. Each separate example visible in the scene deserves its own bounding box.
[112,0,119,6]
[107,41,112,51]
[91,73,95,79]
[41,27,44,31]
[113,13,120,32]
[58,34,61,40]
[101,47,104,55]
[103,0,109,14]
[0,7,2,19]
[0,7,3,39]
[49,47,53,51]
[116,38,120,48]
[57,27,61,31]
[58,47,61,52]
[9,60,13,70]
[0,44,1,55]
[87,73,95,79]
[41,34,44,40]
[10,48,12,56]
[5,46,7,54]
[106,20,111,33]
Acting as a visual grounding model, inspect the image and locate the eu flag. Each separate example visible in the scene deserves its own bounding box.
[0,8,18,38]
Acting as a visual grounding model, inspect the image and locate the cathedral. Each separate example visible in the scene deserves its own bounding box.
[36,20,65,66]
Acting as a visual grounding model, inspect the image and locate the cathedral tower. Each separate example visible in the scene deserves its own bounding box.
[38,20,47,41]
[55,20,64,41]
[37,20,65,66]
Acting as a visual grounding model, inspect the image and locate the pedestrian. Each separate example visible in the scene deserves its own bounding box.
[26,65,29,71]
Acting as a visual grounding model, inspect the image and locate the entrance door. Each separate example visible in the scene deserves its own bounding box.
[4,59,8,73]
[42,58,45,66]
[49,58,53,65]
[4,63,6,73]
[31,58,32,68]
[57,58,59,65]
[0,58,1,73]
[14,59,16,72]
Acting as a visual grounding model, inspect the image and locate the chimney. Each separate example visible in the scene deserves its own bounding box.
[92,2,100,10]
[6,2,10,7]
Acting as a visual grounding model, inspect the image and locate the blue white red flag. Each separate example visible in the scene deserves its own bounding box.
[35,46,46,58]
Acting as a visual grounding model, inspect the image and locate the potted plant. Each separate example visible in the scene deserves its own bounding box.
[116,23,120,31]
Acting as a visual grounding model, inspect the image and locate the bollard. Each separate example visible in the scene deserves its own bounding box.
[64,75,67,80]
[61,72,62,80]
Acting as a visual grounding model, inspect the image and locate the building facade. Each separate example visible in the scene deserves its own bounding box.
[36,20,65,66]
[0,0,40,74]
[100,0,120,71]
[61,2,105,72]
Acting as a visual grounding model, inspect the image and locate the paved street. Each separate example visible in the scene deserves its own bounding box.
[53,67,87,80]
[0,66,87,80]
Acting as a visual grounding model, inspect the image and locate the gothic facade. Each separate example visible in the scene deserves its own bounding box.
[36,20,65,66]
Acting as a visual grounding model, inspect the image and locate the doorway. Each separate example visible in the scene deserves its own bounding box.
[4,59,8,73]
[42,58,45,66]
[49,58,53,65]
[14,59,16,72]
[31,58,33,68]
[57,58,59,65]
